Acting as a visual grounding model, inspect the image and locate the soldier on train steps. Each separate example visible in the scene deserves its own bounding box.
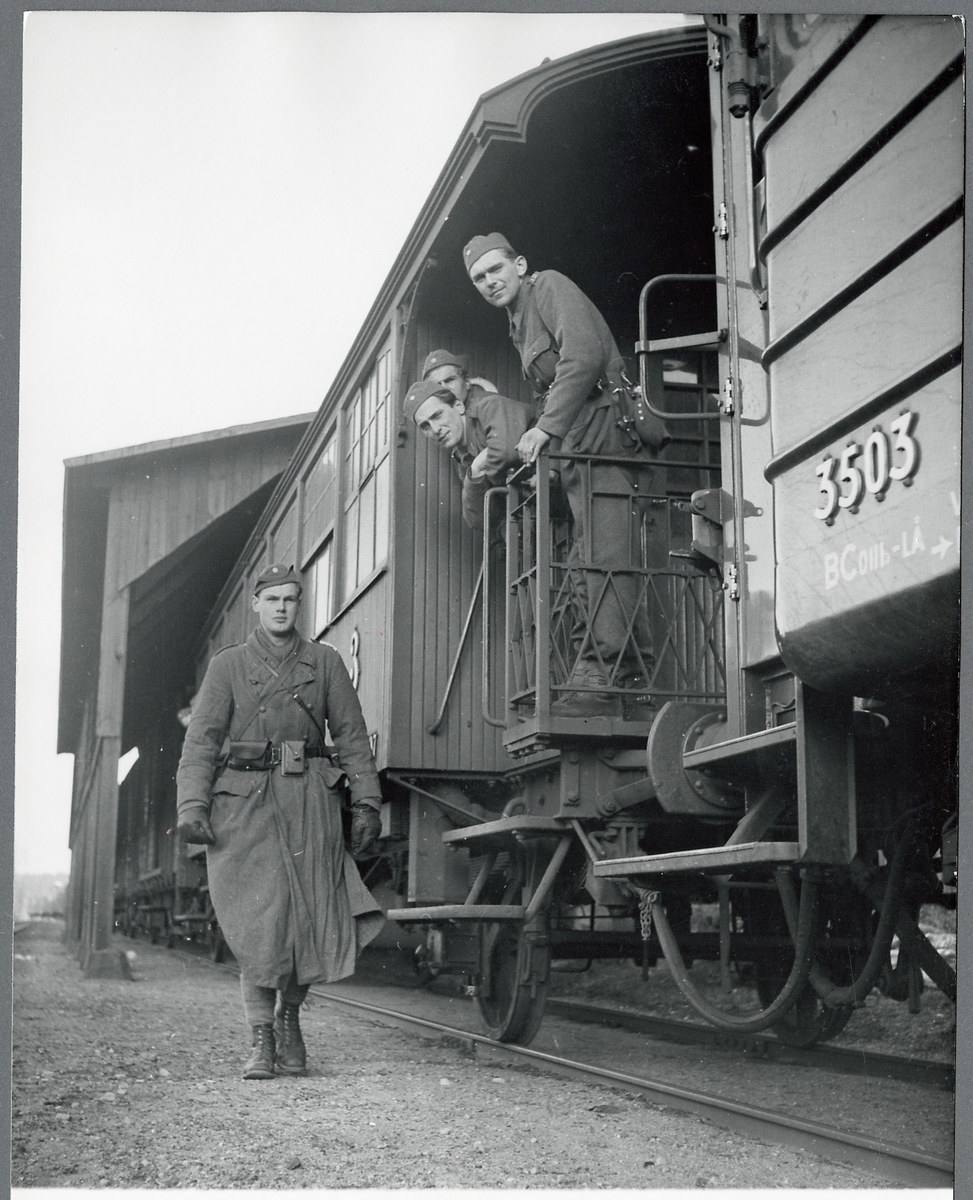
[463,232,664,718]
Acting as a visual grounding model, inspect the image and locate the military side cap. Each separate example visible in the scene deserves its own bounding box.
[462,232,516,274]
[404,379,453,425]
[422,348,467,379]
[253,563,302,595]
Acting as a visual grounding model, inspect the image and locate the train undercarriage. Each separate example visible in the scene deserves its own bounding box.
[383,732,957,1047]
[384,455,958,1047]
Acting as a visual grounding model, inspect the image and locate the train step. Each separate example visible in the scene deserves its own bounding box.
[386,904,524,924]
[440,816,567,847]
[681,722,796,775]
[591,840,801,878]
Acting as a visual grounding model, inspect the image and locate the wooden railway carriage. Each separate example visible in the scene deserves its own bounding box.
[175,16,959,1045]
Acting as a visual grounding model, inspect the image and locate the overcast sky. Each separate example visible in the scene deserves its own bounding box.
[17,10,691,875]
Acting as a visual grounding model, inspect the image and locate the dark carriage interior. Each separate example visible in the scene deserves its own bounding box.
[414,51,716,384]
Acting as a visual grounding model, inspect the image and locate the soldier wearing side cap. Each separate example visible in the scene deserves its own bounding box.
[176,564,384,1080]
[404,366,533,530]
[463,233,663,719]
[420,347,505,413]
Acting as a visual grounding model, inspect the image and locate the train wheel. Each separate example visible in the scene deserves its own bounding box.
[751,874,866,1047]
[475,920,551,1045]
[474,840,554,1045]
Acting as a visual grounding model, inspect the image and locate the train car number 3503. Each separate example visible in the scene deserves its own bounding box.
[813,411,919,524]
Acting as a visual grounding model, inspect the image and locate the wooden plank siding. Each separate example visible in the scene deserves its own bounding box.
[96,434,300,597]
[387,319,531,774]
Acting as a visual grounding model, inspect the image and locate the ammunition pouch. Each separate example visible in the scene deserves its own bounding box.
[280,739,306,776]
[604,371,670,454]
[225,740,274,770]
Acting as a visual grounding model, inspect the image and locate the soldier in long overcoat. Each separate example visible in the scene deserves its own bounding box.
[176,564,384,1079]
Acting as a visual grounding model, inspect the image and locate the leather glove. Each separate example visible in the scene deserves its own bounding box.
[177,813,216,845]
[349,803,382,857]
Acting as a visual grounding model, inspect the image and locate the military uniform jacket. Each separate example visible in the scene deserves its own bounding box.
[176,630,384,989]
[508,270,626,442]
[451,384,533,529]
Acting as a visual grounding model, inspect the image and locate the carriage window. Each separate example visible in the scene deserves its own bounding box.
[270,496,298,572]
[341,348,391,600]
[302,433,338,557]
[309,540,333,637]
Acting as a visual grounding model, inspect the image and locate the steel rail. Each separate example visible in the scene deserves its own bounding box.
[168,944,952,1187]
[304,986,951,1188]
[544,997,954,1092]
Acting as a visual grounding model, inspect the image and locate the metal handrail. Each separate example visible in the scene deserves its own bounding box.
[427,562,483,735]
[482,486,509,728]
[637,273,723,421]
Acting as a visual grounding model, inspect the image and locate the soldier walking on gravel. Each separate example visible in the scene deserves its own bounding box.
[176,564,384,1079]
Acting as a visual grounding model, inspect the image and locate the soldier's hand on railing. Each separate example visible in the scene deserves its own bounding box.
[516,427,551,465]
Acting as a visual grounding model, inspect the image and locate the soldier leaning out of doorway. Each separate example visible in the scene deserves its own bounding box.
[406,348,534,530]
[463,232,667,719]
[175,564,384,1080]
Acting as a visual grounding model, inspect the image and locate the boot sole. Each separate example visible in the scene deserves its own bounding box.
[242,1067,276,1080]
[275,1061,308,1075]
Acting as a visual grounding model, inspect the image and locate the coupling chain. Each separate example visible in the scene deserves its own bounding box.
[632,885,661,940]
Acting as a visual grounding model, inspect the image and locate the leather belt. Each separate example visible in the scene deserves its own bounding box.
[234,745,330,771]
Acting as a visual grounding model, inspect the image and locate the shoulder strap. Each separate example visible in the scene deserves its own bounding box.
[290,691,327,747]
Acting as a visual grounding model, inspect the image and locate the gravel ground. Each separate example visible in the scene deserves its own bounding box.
[11,920,891,1191]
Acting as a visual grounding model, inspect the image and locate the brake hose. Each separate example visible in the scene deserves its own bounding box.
[649,874,820,1033]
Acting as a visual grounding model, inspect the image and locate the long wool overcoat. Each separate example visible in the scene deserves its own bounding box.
[176,629,384,990]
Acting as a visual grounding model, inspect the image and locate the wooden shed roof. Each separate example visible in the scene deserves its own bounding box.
[58,413,313,753]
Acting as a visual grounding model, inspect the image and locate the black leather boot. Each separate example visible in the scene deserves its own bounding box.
[274,1000,307,1075]
[242,1023,276,1080]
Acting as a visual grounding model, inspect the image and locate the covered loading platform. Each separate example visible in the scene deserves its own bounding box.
[57,414,312,976]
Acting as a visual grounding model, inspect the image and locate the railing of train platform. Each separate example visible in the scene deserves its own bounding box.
[482,451,726,742]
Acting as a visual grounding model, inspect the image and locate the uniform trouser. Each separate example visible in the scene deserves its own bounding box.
[556,396,654,680]
[240,971,309,1026]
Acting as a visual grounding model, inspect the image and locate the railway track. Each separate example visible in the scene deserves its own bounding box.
[545,997,955,1092]
[171,943,952,1188]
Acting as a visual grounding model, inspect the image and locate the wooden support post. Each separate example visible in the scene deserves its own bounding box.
[81,563,134,980]
[81,734,132,978]
[63,757,82,948]
[795,682,856,864]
